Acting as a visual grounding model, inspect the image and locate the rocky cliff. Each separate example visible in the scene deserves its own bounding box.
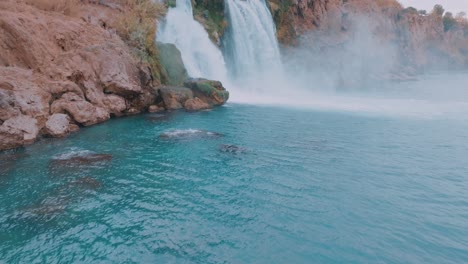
[268,0,468,70]
[0,0,228,151]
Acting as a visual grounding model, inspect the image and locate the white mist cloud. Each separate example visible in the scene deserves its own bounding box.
[399,0,468,13]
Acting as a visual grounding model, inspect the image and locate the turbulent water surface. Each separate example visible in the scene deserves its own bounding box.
[1,101,468,263]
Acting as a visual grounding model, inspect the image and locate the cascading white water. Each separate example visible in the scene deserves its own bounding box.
[157,0,228,82]
[223,0,283,80]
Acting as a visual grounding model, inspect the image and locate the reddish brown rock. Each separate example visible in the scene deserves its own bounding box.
[184,97,210,112]
[0,1,160,150]
[159,87,194,110]
[51,93,110,126]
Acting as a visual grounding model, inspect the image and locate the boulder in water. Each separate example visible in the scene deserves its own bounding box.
[219,144,247,154]
[183,78,229,106]
[0,150,28,177]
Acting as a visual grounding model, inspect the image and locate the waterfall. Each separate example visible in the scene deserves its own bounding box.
[223,0,283,81]
[157,0,228,82]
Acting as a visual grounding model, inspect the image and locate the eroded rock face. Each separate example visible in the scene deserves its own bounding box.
[184,97,210,112]
[51,93,110,126]
[159,87,194,110]
[0,1,159,150]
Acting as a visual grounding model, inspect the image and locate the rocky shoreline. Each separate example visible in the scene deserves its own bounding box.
[1,0,467,151]
[0,1,228,151]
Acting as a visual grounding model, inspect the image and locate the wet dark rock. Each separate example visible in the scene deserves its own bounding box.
[146,112,175,122]
[0,150,28,177]
[18,195,69,222]
[68,176,103,190]
[219,144,247,154]
[49,152,112,168]
[17,177,102,222]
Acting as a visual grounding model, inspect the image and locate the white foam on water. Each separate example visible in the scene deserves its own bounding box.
[53,148,96,160]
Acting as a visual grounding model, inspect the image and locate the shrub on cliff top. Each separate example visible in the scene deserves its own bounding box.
[431,4,445,17]
[443,12,457,32]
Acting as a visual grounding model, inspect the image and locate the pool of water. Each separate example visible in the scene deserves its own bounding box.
[1,104,468,263]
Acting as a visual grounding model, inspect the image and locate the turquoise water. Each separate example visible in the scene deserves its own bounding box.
[1,104,468,263]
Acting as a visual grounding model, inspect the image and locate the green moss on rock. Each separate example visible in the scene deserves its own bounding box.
[183,78,229,106]
[156,42,188,86]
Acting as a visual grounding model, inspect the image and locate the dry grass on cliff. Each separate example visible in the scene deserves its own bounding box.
[113,0,167,84]
[24,0,81,15]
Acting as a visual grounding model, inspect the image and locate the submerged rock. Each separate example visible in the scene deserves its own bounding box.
[0,150,28,177]
[219,144,247,154]
[146,111,176,122]
[160,129,224,139]
[18,176,102,222]
[48,176,103,194]
[49,150,112,168]
[68,176,103,190]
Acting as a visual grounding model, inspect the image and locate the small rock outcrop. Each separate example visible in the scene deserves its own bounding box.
[159,79,229,112]
[0,1,158,150]
[183,78,229,106]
